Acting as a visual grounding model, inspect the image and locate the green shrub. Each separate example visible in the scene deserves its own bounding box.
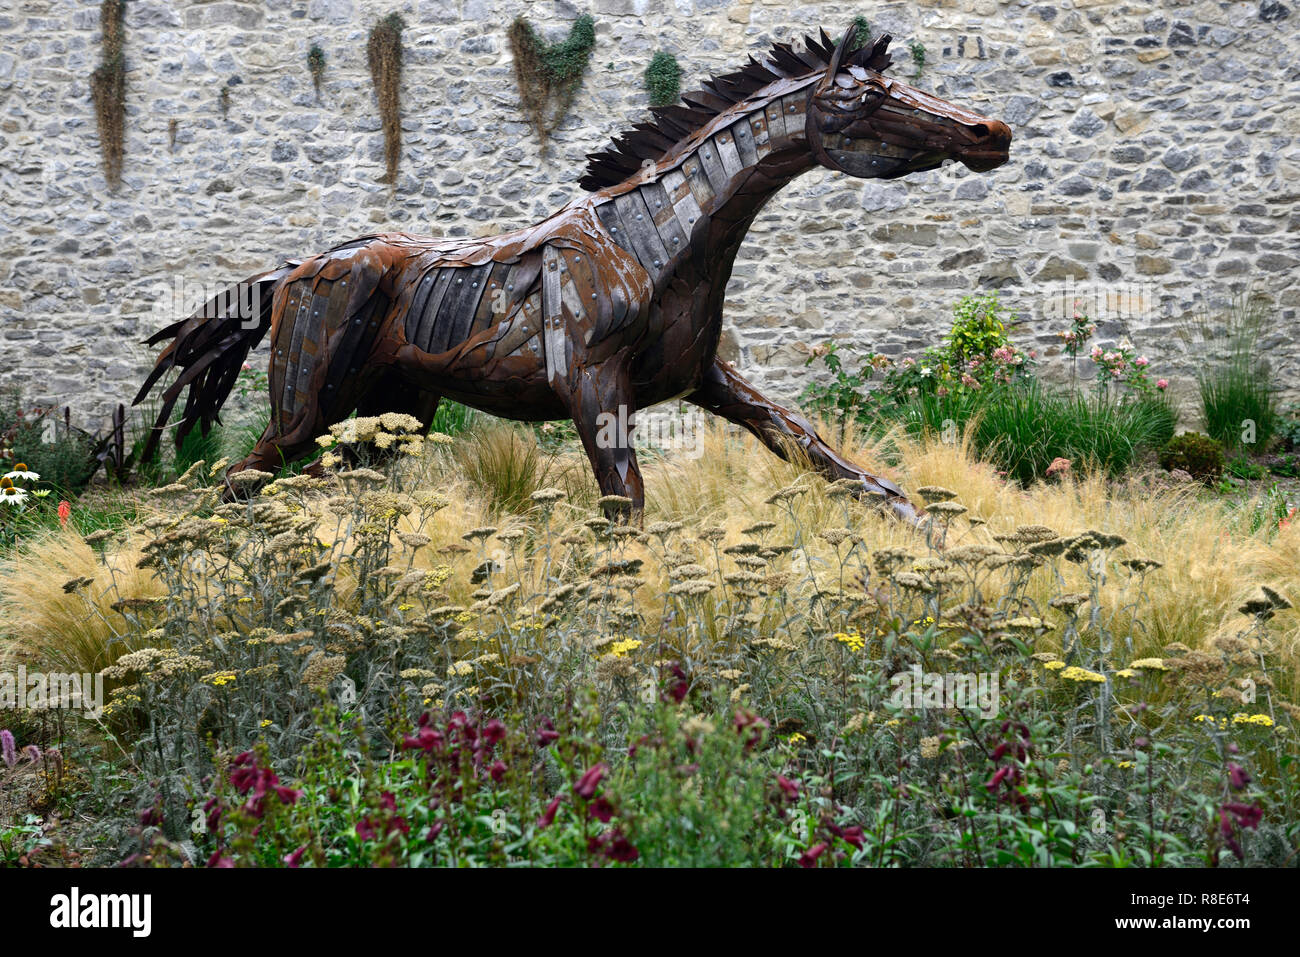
[888,381,1176,485]
[0,392,98,495]
[1159,432,1225,483]
[1192,297,1279,452]
[643,51,681,107]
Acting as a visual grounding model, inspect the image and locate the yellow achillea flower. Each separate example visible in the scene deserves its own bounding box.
[1115,669,1136,678]
[833,631,865,653]
[1059,666,1106,683]
[1128,658,1167,671]
[1117,760,1136,769]
[202,670,237,687]
[260,719,272,728]
[1043,660,1066,671]
[1232,713,1274,728]
[607,638,643,658]
[787,732,807,745]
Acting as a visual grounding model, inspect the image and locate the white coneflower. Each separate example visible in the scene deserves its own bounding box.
[0,484,28,505]
[3,463,39,482]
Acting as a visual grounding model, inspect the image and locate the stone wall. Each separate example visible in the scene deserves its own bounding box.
[1,0,1297,429]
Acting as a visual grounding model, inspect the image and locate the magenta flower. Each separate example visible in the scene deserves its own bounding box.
[537,795,562,829]
[589,796,616,823]
[574,763,609,800]
[775,775,800,803]
[535,718,560,748]
[798,842,829,868]
[828,823,865,850]
[1,729,15,769]
[283,846,308,868]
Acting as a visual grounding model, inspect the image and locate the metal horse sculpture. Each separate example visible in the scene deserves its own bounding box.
[137,26,1011,522]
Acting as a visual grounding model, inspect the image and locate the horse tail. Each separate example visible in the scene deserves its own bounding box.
[133,266,292,463]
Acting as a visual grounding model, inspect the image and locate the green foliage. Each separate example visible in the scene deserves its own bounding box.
[800,292,1179,486]
[907,39,926,77]
[643,51,681,107]
[0,392,98,495]
[508,13,597,151]
[1200,358,1278,453]
[7,414,1300,867]
[847,16,872,50]
[894,381,1177,485]
[430,400,476,437]
[1192,297,1279,452]
[1159,432,1226,483]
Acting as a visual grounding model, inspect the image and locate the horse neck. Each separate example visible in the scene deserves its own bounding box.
[615,90,818,288]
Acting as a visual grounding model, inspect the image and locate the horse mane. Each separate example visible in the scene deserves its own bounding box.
[578,28,893,192]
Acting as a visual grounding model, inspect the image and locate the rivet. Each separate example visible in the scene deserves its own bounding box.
[591,293,597,299]
[472,282,478,288]
[653,260,660,267]
[635,213,642,220]
[456,278,463,284]
[672,237,679,244]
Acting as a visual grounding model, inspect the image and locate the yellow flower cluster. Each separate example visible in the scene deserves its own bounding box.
[1128,658,1167,671]
[1232,712,1274,728]
[1058,666,1106,683]
[833,630,865,653]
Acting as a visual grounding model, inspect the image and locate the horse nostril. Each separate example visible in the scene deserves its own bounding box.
[972,123,990,138]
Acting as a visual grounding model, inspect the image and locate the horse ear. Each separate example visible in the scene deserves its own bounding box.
[813,22,855,98]
[825,22,855,78]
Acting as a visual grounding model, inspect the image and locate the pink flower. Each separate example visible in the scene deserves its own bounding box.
[283,845,308,868]
[798,842,829,868]
[573,763,609,800]
[1156,379,1169,390]
[1134,356,1149,367]
[537,795,562,828]
[1046,457,1072,479]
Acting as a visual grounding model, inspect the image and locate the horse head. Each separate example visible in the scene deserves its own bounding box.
[805,27,1012,179]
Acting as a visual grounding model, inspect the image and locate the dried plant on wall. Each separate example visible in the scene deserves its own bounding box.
[367,14,405,184]
[507,13,596,154]
[89,0,126,188]
[308,44,326,103]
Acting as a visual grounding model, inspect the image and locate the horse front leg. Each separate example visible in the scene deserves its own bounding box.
[553,348,644,522]
[687,358,924,526]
